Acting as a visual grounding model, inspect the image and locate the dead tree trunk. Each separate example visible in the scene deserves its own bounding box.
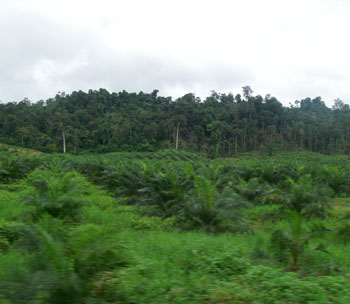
[175,122,180,150]
[62,130,66,154]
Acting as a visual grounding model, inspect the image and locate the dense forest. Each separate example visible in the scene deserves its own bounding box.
[1,86,350,156]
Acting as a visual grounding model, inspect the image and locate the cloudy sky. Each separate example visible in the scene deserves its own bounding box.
[1,0,350,106]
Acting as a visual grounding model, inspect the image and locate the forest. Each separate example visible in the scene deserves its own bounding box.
[1,87,350,156]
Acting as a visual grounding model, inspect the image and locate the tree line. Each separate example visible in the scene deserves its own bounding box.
[1,87,350,156]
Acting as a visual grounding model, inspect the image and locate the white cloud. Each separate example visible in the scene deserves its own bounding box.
[1,0,350,106]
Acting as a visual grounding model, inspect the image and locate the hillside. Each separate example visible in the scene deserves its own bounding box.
[1,89,350,157]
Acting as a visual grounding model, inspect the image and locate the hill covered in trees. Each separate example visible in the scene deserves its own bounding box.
[1,87,349,156]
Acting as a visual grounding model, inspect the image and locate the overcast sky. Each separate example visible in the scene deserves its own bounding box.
[1,0,350,106]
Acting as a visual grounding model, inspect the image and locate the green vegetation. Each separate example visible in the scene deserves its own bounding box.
[1,88,350,157]
[1,149,350,303]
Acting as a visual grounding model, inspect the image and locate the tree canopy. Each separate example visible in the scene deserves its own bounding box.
[1,88,349,156]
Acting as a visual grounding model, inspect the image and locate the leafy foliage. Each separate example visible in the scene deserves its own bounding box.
[1,88,349,157]
[0,221,128,303]
[233,177,273,205]
[183,176,250,232]
[0,154,41,183]
[270,211,328,271]
[316,166,350,197]
[22,168,90,221]
[280,175,330,217]
[335,224,350,243]
[1,152,350,303]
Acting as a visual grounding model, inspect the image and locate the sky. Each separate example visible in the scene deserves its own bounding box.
[1,0,350,106]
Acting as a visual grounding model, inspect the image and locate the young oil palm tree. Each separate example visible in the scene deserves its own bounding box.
[0,221,128,303]
[139,162,193,217]
[22,168,90,221]
[316,166,350,197]
[281,175,330,218]
[270,211,328,271]
[233,177,273,205]
[183,175,250,233]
